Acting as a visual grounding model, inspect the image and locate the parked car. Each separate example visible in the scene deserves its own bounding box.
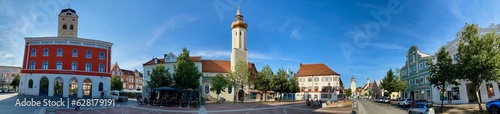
[374,98,381,102]
[111,90,128,102]
[408,103,435,114]
[412,100,433,107]
[398,98,412,107]
[487,98,500,114]
[381,97,390,103]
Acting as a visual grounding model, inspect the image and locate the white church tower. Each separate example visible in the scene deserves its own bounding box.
[58,7,78,37]
[230,6,248,70]
[350,75,356,97]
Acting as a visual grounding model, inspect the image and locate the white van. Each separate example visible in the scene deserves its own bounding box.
[111,90,128,102]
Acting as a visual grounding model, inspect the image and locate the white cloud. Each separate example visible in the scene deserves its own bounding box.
[145,15,197,49]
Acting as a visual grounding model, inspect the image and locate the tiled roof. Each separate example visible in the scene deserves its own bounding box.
[295,63,340,77]
[369,83,374,88]
[121,69,134,75]
[143,56,202,65]
[201,60,256,73]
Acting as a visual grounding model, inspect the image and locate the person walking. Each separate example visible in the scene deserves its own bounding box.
[74,98,81,111]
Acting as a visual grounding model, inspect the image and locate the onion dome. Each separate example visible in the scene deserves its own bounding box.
[231,6,248,29]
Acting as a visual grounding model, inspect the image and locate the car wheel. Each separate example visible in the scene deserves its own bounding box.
[491,106,500,114]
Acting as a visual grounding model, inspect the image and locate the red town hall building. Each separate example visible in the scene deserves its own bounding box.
[18,8,113,98]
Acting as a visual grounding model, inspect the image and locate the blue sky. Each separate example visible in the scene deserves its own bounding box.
[1,0,499,88]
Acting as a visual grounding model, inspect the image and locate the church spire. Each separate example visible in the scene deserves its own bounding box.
[236,6,241,16]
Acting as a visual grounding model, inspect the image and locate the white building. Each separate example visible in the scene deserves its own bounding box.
[430,23,500,104]
[295,63,343,101]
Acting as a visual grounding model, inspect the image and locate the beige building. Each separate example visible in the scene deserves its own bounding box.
[110,63,143,92]
[0,66,21,92]
[295,63,343,101]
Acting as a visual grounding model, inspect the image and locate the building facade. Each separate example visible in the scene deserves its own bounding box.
[400,46,433,101]
[0,66,21,92]
[110,63,143,92]
[295,63,343,101]
[19,8,113,98]
[429,23,500,104]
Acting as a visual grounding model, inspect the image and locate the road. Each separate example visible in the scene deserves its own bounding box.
[357,99,408,114]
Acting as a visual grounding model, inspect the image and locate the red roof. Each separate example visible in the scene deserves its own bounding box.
[295,63,340,77]
[201,60,257,73]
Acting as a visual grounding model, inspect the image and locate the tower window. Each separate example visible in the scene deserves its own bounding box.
[62,18,65,20]
[72,19,75,21]
[62,24,67,29]
[66,12,71,15]
[70,25,74,30]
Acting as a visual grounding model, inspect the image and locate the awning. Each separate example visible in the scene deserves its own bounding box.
[152,86,178,92]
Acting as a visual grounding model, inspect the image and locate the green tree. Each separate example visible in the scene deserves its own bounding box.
[428,46,459,113]
[345,88,352,98]
[270,68,288,101]
[287,76,300,101]
[173,47,202,104]
[380,69,407,100]
[111,75,123,90]
[147,65,172,89]
[10,74,20,91]
[228,60,250,103]
[210,73,229,102]
[457,24,500,113]
[254,65,273,102]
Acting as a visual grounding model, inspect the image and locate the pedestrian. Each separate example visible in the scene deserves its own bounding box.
[74,99,81,111]
[319,100,323,107]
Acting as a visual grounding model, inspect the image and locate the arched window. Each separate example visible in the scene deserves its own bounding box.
[31,49,36,56]
[99,52,104,59]
[30,61,35,69]
[228,85,233,94]
[99,64,104,72]
[72,49,78,57]
[98,82,103,91]
[57,48,62,56]
[85,63,91,71]
[70,25,74,30]
[72,62,77,70]
[42,61,48,69]
[204,84,210,95]
[56,61,62,70]
[86,50,91,58]
[28,79,33,88]
[43,48,48,56]
[62,24,67,29]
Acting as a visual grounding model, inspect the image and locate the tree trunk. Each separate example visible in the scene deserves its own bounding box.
[475,87,484,114]
[264,91,267,102]
[217,94,219,103]
[440,83,445,113]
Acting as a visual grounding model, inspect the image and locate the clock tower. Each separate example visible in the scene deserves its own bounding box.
[58,7,78,37]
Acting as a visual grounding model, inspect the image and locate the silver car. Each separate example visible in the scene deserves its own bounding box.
[408,103,435,114]
[398,98,412,107]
